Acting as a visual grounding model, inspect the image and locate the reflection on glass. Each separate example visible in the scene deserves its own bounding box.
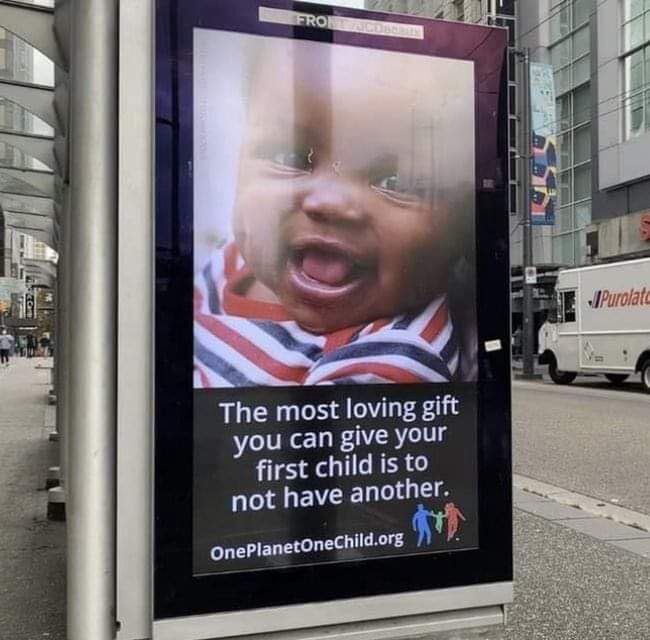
[0,98,53,137]
[0,193,53,216]
[558,205,574,232]
[0,29,54,86]
[574,200,591,228]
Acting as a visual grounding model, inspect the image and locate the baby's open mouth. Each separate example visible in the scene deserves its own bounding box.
[286,240,371,305]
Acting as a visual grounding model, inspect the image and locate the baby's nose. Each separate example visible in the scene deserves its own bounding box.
[301,177,367,226]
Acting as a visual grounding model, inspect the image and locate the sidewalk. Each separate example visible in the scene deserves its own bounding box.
[0,357,65,640]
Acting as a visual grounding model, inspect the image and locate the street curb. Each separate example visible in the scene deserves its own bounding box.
[513,475,650,533]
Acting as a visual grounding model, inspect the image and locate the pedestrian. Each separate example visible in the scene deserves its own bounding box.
[26,333,36,358]
[0,328,14,366]
[17,334,27,357]
[39,334,50,358]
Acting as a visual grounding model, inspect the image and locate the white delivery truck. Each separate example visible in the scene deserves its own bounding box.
[538,257,650,392]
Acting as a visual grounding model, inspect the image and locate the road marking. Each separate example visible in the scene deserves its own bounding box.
[514,474,650,533]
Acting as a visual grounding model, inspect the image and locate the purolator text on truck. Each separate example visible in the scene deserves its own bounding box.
[589,287,650,308]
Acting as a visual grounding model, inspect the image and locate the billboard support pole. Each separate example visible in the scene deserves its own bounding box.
[519,47,535,378]
[67,0,118,638]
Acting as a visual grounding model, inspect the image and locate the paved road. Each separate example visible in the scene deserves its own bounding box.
[0,358,65,640]
[512,378,650,515]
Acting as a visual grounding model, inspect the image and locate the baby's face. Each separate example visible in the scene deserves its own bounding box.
[233,44,449,333]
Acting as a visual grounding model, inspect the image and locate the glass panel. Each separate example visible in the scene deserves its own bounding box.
[558,205,574,232]
[553,233,575,265]
[0,98,54,137]
[574,229,587,264]
[550,3,571,42]
[573,124,591,164]
[573,163,591,201]
[559,170,572,205]
[551,38,572,69]
[573,83,591,123]
[0,171,48,198]
[626,91,645,136]
[0,141,48,171]
[624,0,646,21]
[555,67,571,95]
[558,132,572,169]
[626,50,646,94]
[623,16,645,51]
[646,89,650,131]
[573,26,590,59]
[572,55,590,87]
[557,94,572,131]
[14,0,55,6]
[0,194,53,216]
[0,33,54,86]
[573,0,591,27]
[574,200,591,227]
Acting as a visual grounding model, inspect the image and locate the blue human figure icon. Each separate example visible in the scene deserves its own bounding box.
[412,504,432,547]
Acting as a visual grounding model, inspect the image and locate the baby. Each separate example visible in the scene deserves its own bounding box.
[194,37,473,387]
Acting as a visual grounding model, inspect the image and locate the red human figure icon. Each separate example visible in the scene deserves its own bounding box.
[444,502,466,541]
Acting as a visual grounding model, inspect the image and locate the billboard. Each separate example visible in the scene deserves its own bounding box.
[155,0,511,628]
[530,63,557,226]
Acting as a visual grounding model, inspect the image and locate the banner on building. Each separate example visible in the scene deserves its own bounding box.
[155,0,511,627]
[530,63,557,226]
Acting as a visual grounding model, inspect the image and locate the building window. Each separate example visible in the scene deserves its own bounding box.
[551,24,590,95]
[623,43,650,137]
[622,0,650,51]
[549,0,593,267]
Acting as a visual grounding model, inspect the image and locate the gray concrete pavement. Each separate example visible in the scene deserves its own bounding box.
[0,357,65,640]
[505,508,650,640]
[512,378,650,515]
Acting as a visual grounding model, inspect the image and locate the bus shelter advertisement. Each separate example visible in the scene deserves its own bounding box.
[156,0,511,618]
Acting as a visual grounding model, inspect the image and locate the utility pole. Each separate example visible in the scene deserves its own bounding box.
[518,47,535,378]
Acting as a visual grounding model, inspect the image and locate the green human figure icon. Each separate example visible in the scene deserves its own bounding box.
[430,509,446,535]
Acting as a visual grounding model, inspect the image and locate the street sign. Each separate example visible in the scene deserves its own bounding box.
[154,1,511,637]
[525,266,538,285]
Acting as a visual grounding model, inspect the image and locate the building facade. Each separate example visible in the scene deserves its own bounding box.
[589,0,650,262]
[518,0,650,267]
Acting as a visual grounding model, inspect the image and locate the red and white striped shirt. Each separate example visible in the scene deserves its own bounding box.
[194,244,459,387]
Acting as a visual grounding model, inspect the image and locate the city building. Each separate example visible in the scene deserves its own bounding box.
[0,23,56,336]
[518,0,650,267]
[589,0,650,262]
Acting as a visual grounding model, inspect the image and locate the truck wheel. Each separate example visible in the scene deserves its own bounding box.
[642,361,650,394]
[605,374,629,385]
[548,359,577,385]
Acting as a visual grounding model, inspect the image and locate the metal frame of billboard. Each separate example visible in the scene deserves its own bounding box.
[115,1,513,639]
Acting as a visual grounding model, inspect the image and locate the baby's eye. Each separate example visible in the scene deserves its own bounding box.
[257,144,314,175]
[370,174,426,206]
